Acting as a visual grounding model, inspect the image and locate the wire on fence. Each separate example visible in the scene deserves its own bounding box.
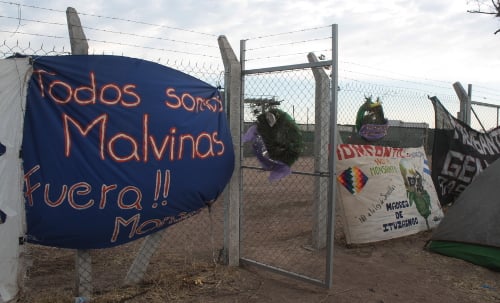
[0,1,221,63]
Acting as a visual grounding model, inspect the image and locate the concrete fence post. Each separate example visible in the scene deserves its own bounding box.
[453,81,471,125]
[308,53,330,249]
[66,7,92,301]
[218,35,241,266]
[67,7,88,55]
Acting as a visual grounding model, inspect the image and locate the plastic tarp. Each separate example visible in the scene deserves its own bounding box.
[0,58,31,302]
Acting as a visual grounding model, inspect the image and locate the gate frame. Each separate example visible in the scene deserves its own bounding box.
[222,24,339,288]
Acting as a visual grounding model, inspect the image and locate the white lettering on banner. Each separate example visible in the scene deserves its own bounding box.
[487,128,500,147]
[440,150,488,183]
[450,118,500,156]
[436,175,469,199]
[436,150,490,201]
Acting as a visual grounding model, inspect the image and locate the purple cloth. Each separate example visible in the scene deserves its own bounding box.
[359,120,389,141]
[243,125,291,181]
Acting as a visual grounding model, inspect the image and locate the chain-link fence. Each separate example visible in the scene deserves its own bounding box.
[241,62,334,284]
[238,58,464,286]
[3,32,500,301]
[0,41,72,57]
[1,42,229,302]
[4,3,500,302]
[470,102,500,131]
[238,25,464,286]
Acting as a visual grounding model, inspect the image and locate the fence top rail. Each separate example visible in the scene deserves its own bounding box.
[471,100,500,109]
[243,60,333,75]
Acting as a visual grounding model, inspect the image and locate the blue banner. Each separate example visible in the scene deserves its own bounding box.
[22,55,234,249]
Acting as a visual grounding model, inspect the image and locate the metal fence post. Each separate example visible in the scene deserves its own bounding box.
[467,84,472,126]
[237,25,338,287]
[218,35,241,266]
[326,23,339,289]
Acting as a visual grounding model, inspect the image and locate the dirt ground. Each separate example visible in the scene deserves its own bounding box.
[15,157,500,303]
[17,214,500,303]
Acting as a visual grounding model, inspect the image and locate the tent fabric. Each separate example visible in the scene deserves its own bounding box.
[0,58,31,302]
[427,241,500,271]
[428,157,500,271]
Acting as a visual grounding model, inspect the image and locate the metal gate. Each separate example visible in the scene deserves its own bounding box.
[238,25,338,288]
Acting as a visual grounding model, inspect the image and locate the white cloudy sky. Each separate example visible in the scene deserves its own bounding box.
[1,0,499,104]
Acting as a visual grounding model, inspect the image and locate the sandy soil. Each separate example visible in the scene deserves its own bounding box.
[17,229,500,303]
[15,157,500,303]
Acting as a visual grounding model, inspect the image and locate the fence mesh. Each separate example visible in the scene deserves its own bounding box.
[470,102,500,131]
[2,3,498,300]
[3,34,500,300]
[0,41,72,57]
[1,42,228,301]
[241,68,330,281]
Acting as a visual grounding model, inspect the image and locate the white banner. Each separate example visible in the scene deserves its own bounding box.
[336,144,444,244]
[0,57,30,303]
